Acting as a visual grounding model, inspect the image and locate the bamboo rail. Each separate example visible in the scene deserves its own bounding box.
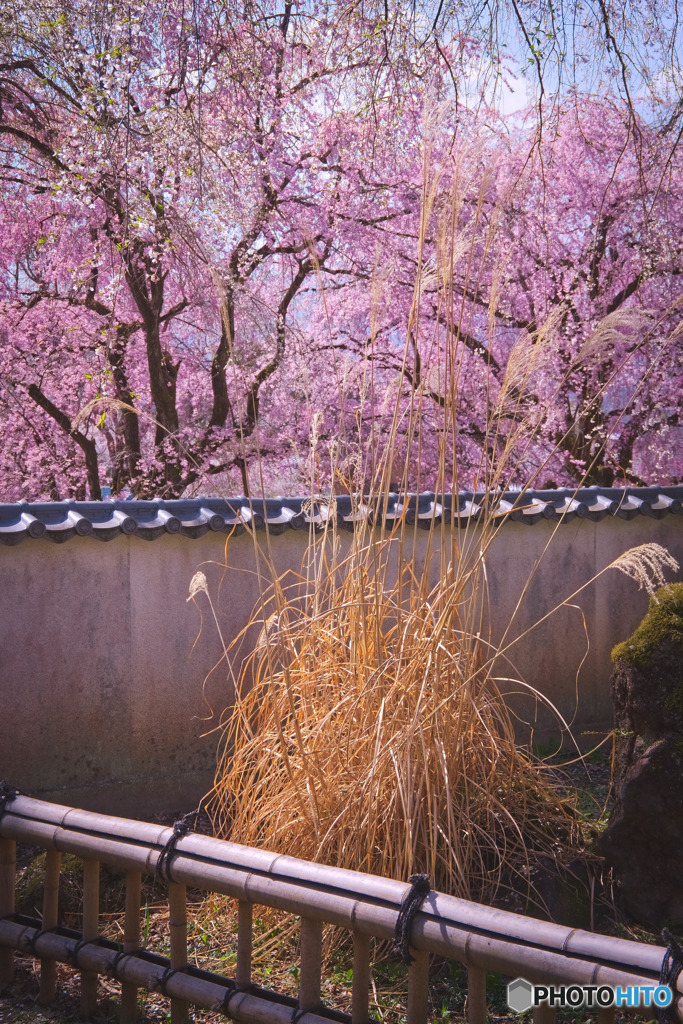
[0,793,680,1023]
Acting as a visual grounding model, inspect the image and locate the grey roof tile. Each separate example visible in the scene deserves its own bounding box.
[0,486,681,544]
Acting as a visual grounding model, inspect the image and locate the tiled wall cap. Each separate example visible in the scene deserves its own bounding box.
[0,487,681,544]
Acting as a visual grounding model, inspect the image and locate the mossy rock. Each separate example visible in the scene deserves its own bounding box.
[600,736,683,927]
[602,583,683,928]
[611,582,683,672]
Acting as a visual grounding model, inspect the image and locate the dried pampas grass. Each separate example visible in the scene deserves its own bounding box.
[208,531,577,907]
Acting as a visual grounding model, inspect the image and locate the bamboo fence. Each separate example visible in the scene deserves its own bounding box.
[0,793,679,1024]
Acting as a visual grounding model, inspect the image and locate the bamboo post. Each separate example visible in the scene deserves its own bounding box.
[466,966,487,1024]
[80,858,100,1016]
[169,881,189,1024]
[406,951,429,1024]
[38,849,61,1004]
[351,931,370,1024]
[298,917,323,1012]
[236,900,252,990]
[0,838,15,989]
[120,869,141,1024]
[533,1004,556,1024]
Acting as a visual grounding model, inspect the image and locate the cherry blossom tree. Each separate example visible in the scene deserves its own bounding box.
[303,95,683,491]
[0,0,681,499]
[0,0,431,497]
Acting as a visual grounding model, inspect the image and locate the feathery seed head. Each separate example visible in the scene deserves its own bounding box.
[609,543,679,599]
[187,570,209,602]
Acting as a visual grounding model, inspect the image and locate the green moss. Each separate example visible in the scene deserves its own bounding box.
[611,582,683,671]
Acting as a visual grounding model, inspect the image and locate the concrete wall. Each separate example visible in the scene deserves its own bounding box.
[1,515,681,816]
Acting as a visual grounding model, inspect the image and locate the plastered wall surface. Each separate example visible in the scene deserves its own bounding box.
[1,515,680,815]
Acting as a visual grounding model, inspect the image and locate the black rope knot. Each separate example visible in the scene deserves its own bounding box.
[155,809,199,883]
[659,928,683,1023]
[66,936,104,968]
[221,985,240,1017]
[155,964,190,997]
[392,873,431,965]
[23,927,51,957]
[108,947,143,979]
[0,781,19,826]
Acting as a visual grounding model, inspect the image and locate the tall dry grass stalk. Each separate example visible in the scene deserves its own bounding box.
[197,146,679,924]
